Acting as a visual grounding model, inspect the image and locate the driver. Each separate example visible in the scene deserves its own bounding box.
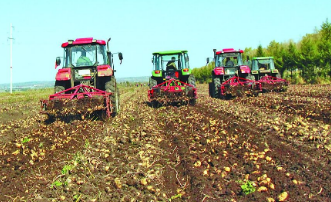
[225,57,234,67]
[166,56,177,71]
[77,50,92,66]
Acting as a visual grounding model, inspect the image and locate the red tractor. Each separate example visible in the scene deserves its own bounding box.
[208,48,260,98]
[41,37,123,119]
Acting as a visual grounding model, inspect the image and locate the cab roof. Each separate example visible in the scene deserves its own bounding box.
[152,50,188,55]
[215,48,243,55]
[61,37,106,48]
[252,57,274,60]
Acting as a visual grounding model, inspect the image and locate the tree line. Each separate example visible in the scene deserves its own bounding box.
[192,19,331,84]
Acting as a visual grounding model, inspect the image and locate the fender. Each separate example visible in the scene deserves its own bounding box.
[239,65,251,74]
[213,67,224,75]
[152,70,163,77]
[55,68,71,81]
[181,68,191,76]
[97,65,113,77]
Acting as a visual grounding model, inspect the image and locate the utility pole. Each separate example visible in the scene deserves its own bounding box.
[9,23,13,94]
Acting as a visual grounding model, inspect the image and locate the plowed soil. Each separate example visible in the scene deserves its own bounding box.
[0,84,330,201]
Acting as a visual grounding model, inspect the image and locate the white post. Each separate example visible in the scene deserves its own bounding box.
[10,23,13,94]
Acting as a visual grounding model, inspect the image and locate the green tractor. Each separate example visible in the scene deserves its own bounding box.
[251,57,280,80]
[149,50,196,88]
[251,57,288,92]
[148,50,197,106]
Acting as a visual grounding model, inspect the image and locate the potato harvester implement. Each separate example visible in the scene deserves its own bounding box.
[41,84,113,119]
[148,78,197,106]
[258,75,289,92]
[251,57,288,92]
[218,76,262,98]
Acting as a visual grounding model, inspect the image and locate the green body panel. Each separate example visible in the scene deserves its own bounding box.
[153,50,188,55]
[251,70,259,74]
[181,68,192,76]
[272,69,279,73]
[152,70,163,77]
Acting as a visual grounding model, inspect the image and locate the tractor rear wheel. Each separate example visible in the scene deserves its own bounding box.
[54,81,66,93]
[149,77,157,88]
[246,74,255,81]
[105,77,120,117]
[213,77,221,98]
[209,82,214,97]
[188,75,196,87]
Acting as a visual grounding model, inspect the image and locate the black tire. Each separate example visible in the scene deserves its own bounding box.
[188,75,196,87]
[246,74,255,81]
[213,77,221,98]
[151,100,160,108]
[105,77,119,117]
[209,82,214,97]
[189,98,196,106]
[54,81,66,93]
[149,77,157,89]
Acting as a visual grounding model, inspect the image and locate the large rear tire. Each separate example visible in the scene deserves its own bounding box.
[213,77,221,98]
[149,77,157,88]
[105,77,120,117]
[187,75,196,87]
[246,74,255,81]
[54,81,66,93]
[209,82,214,97]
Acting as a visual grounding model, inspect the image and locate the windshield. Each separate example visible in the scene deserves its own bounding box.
[215,53,243,67]
[251,58,275,70]
[63,44,107,67]
[153,53,189,71]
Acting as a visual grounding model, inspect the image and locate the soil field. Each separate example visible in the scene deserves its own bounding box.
[0,84,330,202]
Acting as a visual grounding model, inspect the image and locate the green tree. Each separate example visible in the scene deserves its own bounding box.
[283,41,299,80]
[266,40,285,75]
[299,33,318,81]
[255,45,265,57]
[318,18,331,78]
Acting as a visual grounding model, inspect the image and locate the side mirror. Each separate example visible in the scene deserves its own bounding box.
[206,57,210,64]
[118,52,123,60]
[151,58,154,63]
[55,57,61,69]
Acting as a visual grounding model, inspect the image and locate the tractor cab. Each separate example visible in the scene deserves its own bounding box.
[251,57,280,80]
[208,48,257,98]
[148,50,197,106]
[54,38,123,90]
[211,48,251,82]
[150,50,193,86]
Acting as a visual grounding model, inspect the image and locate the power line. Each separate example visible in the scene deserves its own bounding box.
[9,23,14,94]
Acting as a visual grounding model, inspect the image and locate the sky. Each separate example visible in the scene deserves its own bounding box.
[0,0,330,84]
